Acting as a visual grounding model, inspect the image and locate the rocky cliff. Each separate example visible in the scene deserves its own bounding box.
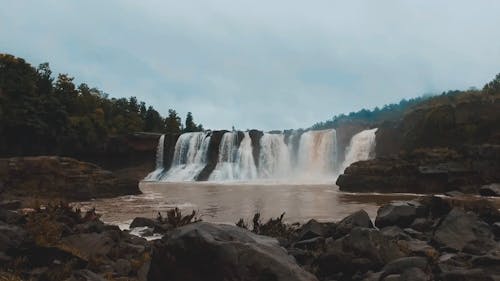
[0,156,140,202]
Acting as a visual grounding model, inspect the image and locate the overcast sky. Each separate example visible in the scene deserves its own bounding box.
[1,1,500,130]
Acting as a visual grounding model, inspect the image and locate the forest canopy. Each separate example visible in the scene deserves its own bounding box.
[0,54,203,156]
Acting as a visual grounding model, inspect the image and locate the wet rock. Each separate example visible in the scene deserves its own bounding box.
[0,200,21,210]
[444,190,465,197]
[0,156,140,201]
[130,217,159,229]
[400,267,430,281]
[148,222,318,281]
[58,232,115,261]
[292,237,325,251]
[375,202,421,228]
[433,208,495,253]
[380,257,429,278]
[440,268,496,281]
[113,258,131,276]
[397,240,439,260]
[0,208,25,224]
[492,222,500,237]
[296,219,327,241]
[409,218,433,232]
[0,222,32,256]
[65,269,106,281]
[335,210,373,237]
[318,227,404,277]
[380,226,412,241]
[479,183,500,197]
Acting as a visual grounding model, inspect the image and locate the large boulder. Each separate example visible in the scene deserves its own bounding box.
[375,201,425,228]
[317,227,404,277]
[479,183,500,197]
[433,208,495,253]
[335,209,374,237]
[0,156,140,201]
[148,222,318,281]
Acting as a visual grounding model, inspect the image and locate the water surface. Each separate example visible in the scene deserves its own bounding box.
[74,182,421,228]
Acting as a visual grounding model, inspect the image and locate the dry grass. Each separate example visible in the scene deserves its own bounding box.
[157,207,201,227]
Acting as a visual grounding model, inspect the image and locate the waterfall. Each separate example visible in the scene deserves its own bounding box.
[340,128,377,172]
[146,128,342,182]
[209,132,257,181]
[296,129,337,180]
[144,134,165,181]
[258,133,291,179]
[162,132,211,181]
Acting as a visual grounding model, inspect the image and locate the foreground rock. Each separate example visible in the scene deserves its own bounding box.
[0,156,140,202]
[1,195,499,281]
[148,222,318,281]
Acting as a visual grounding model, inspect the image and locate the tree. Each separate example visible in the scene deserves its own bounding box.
[483,73,500,95]
[164,109,182,134]
[184,112,200,132]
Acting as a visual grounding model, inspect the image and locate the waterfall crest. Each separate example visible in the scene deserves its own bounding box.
[209,132,258,181]
[161,132,211,181]
[144,135,166,181]
[145,128,377,182]
[340,128,377,172]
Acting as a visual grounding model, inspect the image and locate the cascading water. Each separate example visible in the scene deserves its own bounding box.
[144,134,165,181]
[161,132,211,181]
[296,130,337,180]
[209,132,258,181]
[146,128,372,182]
[340,128,377,172]
[258,133,291,179]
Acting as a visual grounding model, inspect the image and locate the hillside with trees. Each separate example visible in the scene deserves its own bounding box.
[0,54,203,157]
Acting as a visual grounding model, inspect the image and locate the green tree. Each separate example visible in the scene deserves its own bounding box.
[184,112,200,132]
[164,109,182,133]
[483,73,500,95]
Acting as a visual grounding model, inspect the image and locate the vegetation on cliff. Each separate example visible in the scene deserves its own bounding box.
[0,54,203,157]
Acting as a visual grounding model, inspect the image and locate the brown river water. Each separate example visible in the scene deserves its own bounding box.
[74,181,424,229]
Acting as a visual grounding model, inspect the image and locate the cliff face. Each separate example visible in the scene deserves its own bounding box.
[196,130,228,181]
[0,156,140,202]
[375,94,500,156]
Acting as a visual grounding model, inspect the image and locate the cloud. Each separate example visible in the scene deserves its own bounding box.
[1,0,500,130]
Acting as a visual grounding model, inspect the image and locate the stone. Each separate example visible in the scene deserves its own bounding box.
[65,269,106,281]
[380,257,429,278]
[148,222,318,281]
[479,183,500,197]
[317,227,404,277]
[296,219,327,241]
[335,210,373,237]
[113,258,131,276]
[375,202,420,228]
[433,208,495,253]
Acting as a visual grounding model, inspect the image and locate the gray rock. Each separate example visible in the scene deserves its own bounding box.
[400,267,430,281]
[113,258,131,276]
[296,219,327,241]
[318,227,404,277]
[65,269,106,281]
[433,208,495,253]
[440,268,496,281]
[479,183,500,197]
[381,257,428,278]
[130,217,159,229]
[148,222,318,281]
[375,202,420,229]
[335,210,373,237]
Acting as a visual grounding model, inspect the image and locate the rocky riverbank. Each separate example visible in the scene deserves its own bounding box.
[1,196,499,281]
[0,156,141,205]
[337,145,500,196]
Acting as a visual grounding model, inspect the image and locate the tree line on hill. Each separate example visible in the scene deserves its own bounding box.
[311,73,500,130]
[0,54,203,156]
